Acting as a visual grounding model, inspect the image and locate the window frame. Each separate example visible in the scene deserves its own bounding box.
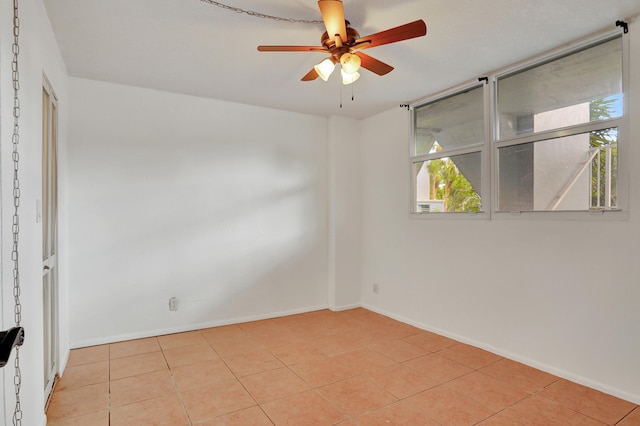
[409,27,629,221]
[409,81,491,220]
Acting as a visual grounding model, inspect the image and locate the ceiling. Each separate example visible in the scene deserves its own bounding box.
[43,0,640,120]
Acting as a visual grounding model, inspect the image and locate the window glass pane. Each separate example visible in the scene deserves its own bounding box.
[497,37,622,139]
[415,151,482,213]
[414,86,484,155]
[498,128,617,211]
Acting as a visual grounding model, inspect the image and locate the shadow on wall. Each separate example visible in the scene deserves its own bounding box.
[69,126,327,344]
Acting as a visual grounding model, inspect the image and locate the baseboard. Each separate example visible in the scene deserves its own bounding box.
[69,304,329,349]
[361,303,640,405]
[329,302,362,312]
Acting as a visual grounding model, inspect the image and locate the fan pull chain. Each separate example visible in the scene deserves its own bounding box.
[338,83,356,108]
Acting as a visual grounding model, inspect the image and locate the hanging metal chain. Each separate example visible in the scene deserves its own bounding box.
[199,0,323,24]
[11,0,23,424]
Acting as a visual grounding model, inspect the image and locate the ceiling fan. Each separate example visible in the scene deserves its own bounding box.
[257,0,427,85]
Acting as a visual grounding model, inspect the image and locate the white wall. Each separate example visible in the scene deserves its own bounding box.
[0,0,69,425]
[66,78,330,346]
[327,116,362,309]
[360,21,640,403]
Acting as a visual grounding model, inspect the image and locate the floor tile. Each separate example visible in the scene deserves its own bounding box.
[403,352,473,383]
[55,361,109,391]
[406,385,495,425]
[289,357,357,387]
[206,334,263,357]
[195,406,273,425]
[368,339,428,362]
[477,411,529,425]
[356,329,398,346]
[181,379,256,423]
[110,337,160,359]
[439,343,503,369]
[379,321,423,340]
[319,375,397,417]
[446,371,530,411]
[356,399,441,425]
[268,342,328,365]
[65,345,109,367]
[333,348,395,374]
[224,349,284,377]
[200,324,246,341]
[162,342,218,368]
[237,318,279,334]
[171,358,236,392]
[354,311,395,326]
[537,379,637,424]
[366,364,440,399]
[110,370,175,407]
[479,358,558,393]
[298,317,355,338]
[298,309,336,323]
[240,367,311,403]
[402,331,458,352]
[501,394,608,426]
[618,407,640,425]
[250,327,305,348]
[314,332,365,356]
[110,351,168,380]
[270,312,311,327]
[110,394,189,426]
[50,308,637,426]
[46,382,109,422]
[157,330,208,350]
[261,390,345,425]
[46,411,109,426]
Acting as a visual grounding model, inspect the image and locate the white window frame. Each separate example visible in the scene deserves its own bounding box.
[409,81,491,220]
[409,26,629,221]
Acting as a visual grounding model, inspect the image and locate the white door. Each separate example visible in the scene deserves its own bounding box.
[42,78,59,402]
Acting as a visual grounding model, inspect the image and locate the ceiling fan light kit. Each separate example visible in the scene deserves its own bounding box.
[314,57,337,81]
[341,69,360,85]
[340,52,361,74]
[257,0,427,85]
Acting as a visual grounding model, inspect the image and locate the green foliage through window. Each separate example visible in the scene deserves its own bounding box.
[425,155,481,212]
[589,98,618,209]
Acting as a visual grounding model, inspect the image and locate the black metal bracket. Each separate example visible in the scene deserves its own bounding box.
[0,327,25,368]
[400,104,410,110]
[478,77,489,84]
[616,20,628,34]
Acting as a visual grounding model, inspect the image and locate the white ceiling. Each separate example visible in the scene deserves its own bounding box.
[43,0,640,119]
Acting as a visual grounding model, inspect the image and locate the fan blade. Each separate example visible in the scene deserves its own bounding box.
[355,19,426,50]
[318,0,347,43]
[258,45,326,52]
[301,68,319,81]
[355,52,394,76]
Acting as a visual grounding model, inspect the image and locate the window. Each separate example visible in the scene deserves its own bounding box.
[496,35,622,212]
[411,85,486,214]
[411,29,626,217]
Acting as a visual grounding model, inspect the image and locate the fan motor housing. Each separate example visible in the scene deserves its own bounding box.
[320,25,360,50]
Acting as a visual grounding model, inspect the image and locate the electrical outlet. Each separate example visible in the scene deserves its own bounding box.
[373,283,380,294]
[169,297,177,311]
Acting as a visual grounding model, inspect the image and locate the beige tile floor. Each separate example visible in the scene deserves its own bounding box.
[46,308,639,425]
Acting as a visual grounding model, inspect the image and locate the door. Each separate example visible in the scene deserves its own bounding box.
[42,77,59,402]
